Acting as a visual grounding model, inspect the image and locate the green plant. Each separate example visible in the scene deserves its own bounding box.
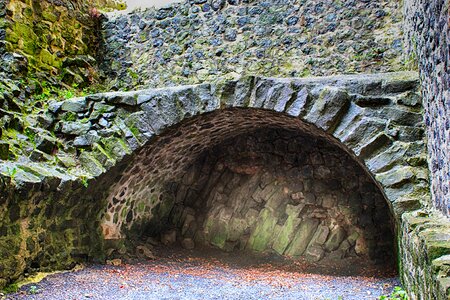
[6,166,17,179]
[62,90,75,99]
[24,127,36,145]
[129,124,140,137]
[80,176,89,188]
[63,112,77,122]
[379,287,408,300]
[29,285,38,294]
[2,283,19,294]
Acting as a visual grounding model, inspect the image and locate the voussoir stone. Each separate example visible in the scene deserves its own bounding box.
[304,87,350,132]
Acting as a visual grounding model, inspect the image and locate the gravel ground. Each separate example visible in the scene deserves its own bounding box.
[5,249,400,300]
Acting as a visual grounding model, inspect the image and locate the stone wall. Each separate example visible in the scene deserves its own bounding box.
[402,3,450,297]
[0,72,429,288]
[403,0,449,217]
[0,1,6,55]
[4,0,102,83]
[0,176,105,289]
[0,0,106,127]
[0,0,106,169]
[100,0,407,91]
[400,211,450,299]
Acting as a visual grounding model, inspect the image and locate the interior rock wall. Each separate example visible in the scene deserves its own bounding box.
[163,128,393,263]
[101,0,406,90]
[403,0,449,217]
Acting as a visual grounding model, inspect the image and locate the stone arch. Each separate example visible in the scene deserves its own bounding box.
[100,107,398,262]
[78,72,428,262]
[0,72,428,285]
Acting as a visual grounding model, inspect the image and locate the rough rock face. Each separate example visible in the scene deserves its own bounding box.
[403,0,450,217]
[2,0,102,82]
[0,1,448,299]
[100,0,406,90]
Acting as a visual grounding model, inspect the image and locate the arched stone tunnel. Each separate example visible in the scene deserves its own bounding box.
[58,71,427,272]
[100,108,395,264]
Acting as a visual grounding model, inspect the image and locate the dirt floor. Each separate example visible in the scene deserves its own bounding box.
[5,247,400,300]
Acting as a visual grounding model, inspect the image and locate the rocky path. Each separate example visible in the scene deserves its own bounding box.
[5,249,400,300]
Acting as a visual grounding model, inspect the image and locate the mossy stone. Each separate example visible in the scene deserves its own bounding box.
[247,208,278,252]
[285,218,320,257]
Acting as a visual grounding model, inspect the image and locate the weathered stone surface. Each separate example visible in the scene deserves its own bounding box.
[272,214,302,255]
[305,245,325,262]
[61,98,88,113]
[161,229,177,246]
[304,87,349,132]
[60,121,91,135]
[106,92,139,106]
[181,238,195,250]
[324,226,346,252]
[285,218,320,257]
[247,208,278,252]
[136,245,155,259]
[400,211,450,300]
[355,133,392,159]
[35,135,58,154]
[0,141,10,160]
[404,0,450,219]
[101,0,405,91]
[0,3,445,300]
[79,152,105,177]
[73,131,100,147]
[285,88,310,117]
[376,167,416,188]
[0,72,428,292]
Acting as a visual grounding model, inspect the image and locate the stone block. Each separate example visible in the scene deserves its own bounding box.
[0,141,9,160]
[61,97,87,113]
[285,87,310,117]
[106,92,139,106]
[181,238,195,250]
[272,216,302,255]
[305,245,325,262]
[60,121,91,135]
[376,166,416,188]
[311,225,330,245]
[304,87,350,132]
[285,218,319,257]
[161,229,177,246]
[247,208,278,252]
[324,226,346,252]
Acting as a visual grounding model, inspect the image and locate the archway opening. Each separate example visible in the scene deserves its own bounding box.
[101,108,396,275]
